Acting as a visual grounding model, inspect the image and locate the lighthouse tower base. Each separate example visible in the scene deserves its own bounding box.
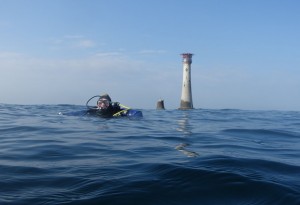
[179,100,193,110]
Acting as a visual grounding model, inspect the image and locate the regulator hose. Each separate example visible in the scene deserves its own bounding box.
[85,95,101,109]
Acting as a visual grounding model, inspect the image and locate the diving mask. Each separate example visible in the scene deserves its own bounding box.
[97,99,110,109]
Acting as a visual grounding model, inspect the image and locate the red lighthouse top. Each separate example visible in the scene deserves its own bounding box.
[181,53,193,58]
[181,53,193,63]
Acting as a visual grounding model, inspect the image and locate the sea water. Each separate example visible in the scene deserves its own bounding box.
[0,104,299,205]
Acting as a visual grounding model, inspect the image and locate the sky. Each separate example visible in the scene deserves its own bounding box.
[1,0,300,111]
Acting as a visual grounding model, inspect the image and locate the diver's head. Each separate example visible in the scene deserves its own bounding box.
[97,94,112,110]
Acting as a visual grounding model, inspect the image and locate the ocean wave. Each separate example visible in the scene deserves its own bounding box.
[1,105,300,204]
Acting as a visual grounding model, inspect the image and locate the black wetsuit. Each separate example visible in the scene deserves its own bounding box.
[87,102,123,117]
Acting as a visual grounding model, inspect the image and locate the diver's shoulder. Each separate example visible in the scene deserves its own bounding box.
[112,102,120,107]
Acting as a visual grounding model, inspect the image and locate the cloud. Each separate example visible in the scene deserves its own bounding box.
[0,51,161,106]
[74,39,96,48]
[63,35,84,39]
[94,52,123,57]
[139,49,166,54]
[0,51,24,58]
[0,49,186,109]
[2,50,299,110]
[49,35,97,50]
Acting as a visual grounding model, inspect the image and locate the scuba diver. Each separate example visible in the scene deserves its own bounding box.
[86,93,143,118]
[86,93,130,117]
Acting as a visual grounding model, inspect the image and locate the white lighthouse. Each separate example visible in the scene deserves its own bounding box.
[179,53,193,109]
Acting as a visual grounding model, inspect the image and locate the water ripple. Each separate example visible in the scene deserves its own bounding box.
[0,105,300,204]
